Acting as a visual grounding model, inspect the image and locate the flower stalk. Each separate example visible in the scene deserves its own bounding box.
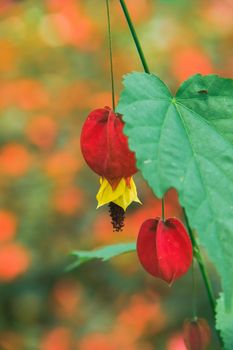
[105,0,115,110]
[185,217,223,347]
[183,210,216,314]
[119,0,150,74]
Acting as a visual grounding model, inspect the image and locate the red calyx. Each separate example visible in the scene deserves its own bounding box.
[136,217,193,284]
[80,106,137,184]
[183,318,211,350]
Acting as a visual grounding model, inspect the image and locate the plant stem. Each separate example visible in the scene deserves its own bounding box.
[119,0,150,74]
[184,211,224,347]
[191,259,197,320]
[106,0,115,110]
[161,197,165,221]
[183,210,216,314]
[118,2,223,345]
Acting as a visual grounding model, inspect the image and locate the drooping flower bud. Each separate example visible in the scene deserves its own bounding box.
[136,217,192,284]
[80,106,140,230]
[183,318,211,350]
[80,106,137,184]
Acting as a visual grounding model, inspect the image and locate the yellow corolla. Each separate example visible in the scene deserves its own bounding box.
[96,177,141,211]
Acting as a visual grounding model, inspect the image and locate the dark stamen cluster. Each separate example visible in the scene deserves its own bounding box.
[108,202,125,232]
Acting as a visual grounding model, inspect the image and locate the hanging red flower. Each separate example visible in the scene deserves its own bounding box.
[183,318,211,350]
[136,217,192,284]
[80,106,141,230]
[80,106,137,182]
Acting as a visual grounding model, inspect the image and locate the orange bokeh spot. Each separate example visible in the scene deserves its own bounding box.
[47,0,101,51]
[26,115,58,149]
[93,213,117,244]
[79,333,118,350]
[166,333,186,350]
[0,143,31,177]
[78,295,165,350]
[57,81,94,114]
[172,47,213,83]
[14,80,49,110]
[54,186,83,215]
[0,40,17,73]
[0,243,30,281]
[0,1,12,14]
[40,327,72,350]
[0,331,24,350]
[45,151,80,180]
[0,80,49,111]
[90,92,114,110]
[53,279,81,317]
[115,295,165,339]
[203,0,233,32]
[0,210,17,242]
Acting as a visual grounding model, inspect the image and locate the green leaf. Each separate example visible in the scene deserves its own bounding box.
[117,72,233,308]
[66,242,136,271]
[216,294,233,350]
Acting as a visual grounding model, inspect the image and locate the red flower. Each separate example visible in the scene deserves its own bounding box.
[80,106,141,231]
[80,106,137,186]
[136,217,192,284]
[183,318,211,350]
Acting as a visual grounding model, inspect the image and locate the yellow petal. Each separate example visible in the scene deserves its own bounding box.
[96,177,141,211]
[96,177,126,208]
[113,177,141,211]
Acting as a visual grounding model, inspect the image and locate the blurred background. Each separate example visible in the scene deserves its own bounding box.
[0,0,232,349]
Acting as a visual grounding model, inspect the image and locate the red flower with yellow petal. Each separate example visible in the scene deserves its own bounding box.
[80,106,141,230]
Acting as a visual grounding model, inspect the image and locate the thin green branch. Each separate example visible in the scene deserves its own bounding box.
[183,210,216,313]
[191,260,197,320]
[161,197,165,221]
[184,211,224,347]
[106,0,116,110]
[119,0,150,74]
